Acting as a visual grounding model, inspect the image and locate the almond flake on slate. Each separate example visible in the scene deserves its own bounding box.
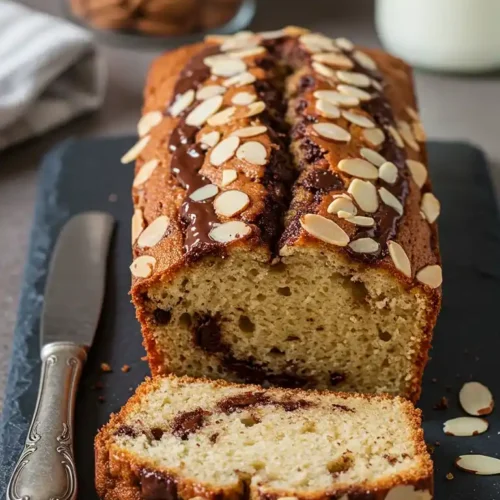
[130,255,156,278]
[133,158,158,187]
[300,214,350,246]
[379,187,403,215]
[312,52,354,69]
[223,71,256,87]
[335,37,354,51]
[327,197,357,216]
[131,209,144,244]
[211,58,247,77]
[244,101,266,117]
[416,265,442,288]
[459,382,494,416]
[349,237,379,253]
[338,84,372,101]
[342,110,375,128]
[231,125,267,138]
[210,136,240,166]
[443,417,488,437]
[200,131,221,149]
[207,106,236,126]
[312,122,351,142]
[360,147,386,167]
[236,141,267,165]
[406,159,427,188]
[387,125,404,148]
[221,169,238,186]
[209,221,251,243]
[385,486,432,500]
[138,111,163,137]
[190,184,219,201]
[315,99,341,119]
[232,91,257,106]
[228,47,266,59]
[196,85,226,101]
[413,121,427,142]
[455,455,500,475]
[421,193,440,223]
[312,61,336,79]
[313,90,359,107]
[186,95,223,127]
[137,215,170,248]
[387,241,411,277]
[214,190,250,216]
[338,158,378,179]
[362,128,385,147]
[348,179,378,213]
[336,70,371,87]
[398,120,420,151]
[406,106,420,121]
[344,215,375,227]
[121,136,150,164]
[378,161,398,184]
[169,89,195,117]
[353,50,378,71]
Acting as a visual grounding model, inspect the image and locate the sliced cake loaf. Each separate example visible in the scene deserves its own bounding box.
[95,376,433,500]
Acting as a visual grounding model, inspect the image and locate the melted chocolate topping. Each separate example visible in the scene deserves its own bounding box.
[302,168,343,193]
[140,469,178,500]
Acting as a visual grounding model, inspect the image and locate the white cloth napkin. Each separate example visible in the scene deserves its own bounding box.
[0,1,107,151]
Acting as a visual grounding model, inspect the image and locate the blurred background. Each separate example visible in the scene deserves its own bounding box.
[0,0,499,407]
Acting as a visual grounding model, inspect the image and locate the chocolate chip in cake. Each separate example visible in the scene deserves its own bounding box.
[154,308,172,325]
[330,372,346,386]
[150,427,165,441]
[171,408,210,440]
[193,313,223,353]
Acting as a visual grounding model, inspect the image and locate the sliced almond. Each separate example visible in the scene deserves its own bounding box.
[312,52,353,69]
[327,197,357,216]
[300,33,338,53]
[207,106,236,126]
[421,193,440,223]
[190,184,219,201]
[186,95,223,127]
[343,215,375,227]
[360,147,386,167]
[220,33,259,52]
[398,120,420,152]
[378,161,398,184]
[313,90,359,107]
[348,179,378,213]
[459,382,494,416]
[138,111,163,137]
[338,158,378,180]
[228,47,266,59]
[349,237,379,253]
[196,85,226,101]
[335,37,354,51]
[130,255,156,278]
[353,50,377,71]
[236,141,267,165]
[362,128,385,147]
[244,101,266,118]
[456,455,500,475]
[312,122,351,142]
[204,54,234,67]
[371,78,383,92]
[379,187,403,215]
[133,158,158,187]
[387,240,411,277]
[259,29,286,40]
[416,264,442,288]
[221,169,238,187]
[413,121,427,142]
[406,160,427,188]
[209,221,251,243]
[169,89,195,117]
[336,70,371,87]
[385,486,432,500]
[232,92,257,106]
[300,214,350,246]
[121,136,150,164]
[231,126,267,138]
[200,131,221,149]
[315,99,341,119]
[210,136,240,166]
[342,110,375,128]
[214,190,250,216]
[131,209,144,244]
[211,58,247,77]
[137,215,170,248]
[406,106,420,121]
[444,417,488,437]
[312,61,336,79]
[337,84,372,101]
[387,125,404,148]
[223,71,256,88]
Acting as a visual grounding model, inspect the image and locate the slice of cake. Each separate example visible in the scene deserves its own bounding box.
[95,376,433,499]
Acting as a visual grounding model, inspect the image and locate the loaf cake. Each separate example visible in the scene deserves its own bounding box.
[124,27,442,401]
[95,376,433,500]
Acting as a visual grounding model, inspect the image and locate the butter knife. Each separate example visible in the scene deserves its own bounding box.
[7,211,114,500]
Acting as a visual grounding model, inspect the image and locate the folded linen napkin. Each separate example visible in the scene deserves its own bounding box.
[0,1,107,151]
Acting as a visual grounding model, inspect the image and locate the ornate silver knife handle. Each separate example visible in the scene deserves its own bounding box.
[7,342,86,500]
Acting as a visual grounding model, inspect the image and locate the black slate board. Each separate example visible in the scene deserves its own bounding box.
[1,137,500,499]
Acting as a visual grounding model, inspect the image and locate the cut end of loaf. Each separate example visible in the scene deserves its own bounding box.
[95,376,433,500]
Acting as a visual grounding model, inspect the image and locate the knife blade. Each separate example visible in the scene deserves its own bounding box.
[7,211,114,500]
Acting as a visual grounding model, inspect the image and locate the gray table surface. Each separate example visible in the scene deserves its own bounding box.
[1,0,499,410]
